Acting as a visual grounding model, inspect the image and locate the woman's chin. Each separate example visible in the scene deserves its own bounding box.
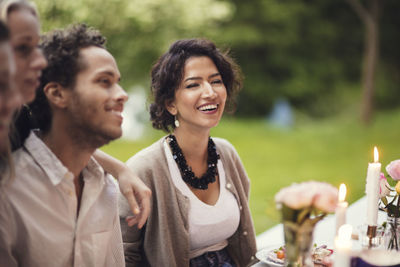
[22,90,36,104]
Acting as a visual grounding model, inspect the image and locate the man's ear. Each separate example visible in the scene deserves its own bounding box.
[165,99,177,116]
[43,82,69,108]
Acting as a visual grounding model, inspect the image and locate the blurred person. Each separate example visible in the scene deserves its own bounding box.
[0,0,46,104]
[0,23,131,266]
[0,0,151,226]
[119,38,258,266]
[0,20,19,181]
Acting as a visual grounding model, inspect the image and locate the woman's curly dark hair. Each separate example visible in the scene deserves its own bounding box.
[149,38,243,132]
[27,23,106,135]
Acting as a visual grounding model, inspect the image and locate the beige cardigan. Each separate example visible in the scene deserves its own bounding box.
[119,137,258,267]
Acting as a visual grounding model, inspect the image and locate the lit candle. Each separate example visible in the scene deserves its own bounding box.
[365,146,381,226]
[333,224,352,267]
[336,183,348,235]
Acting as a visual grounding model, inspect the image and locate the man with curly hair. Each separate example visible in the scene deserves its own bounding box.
[0,23,128,267]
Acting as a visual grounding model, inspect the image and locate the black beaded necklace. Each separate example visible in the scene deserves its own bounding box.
[167,134,220,190]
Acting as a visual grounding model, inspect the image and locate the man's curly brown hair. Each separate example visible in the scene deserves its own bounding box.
[29,23,106,134]
[149,38,243,132]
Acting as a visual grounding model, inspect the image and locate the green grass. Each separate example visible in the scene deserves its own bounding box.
[101,109,400,234]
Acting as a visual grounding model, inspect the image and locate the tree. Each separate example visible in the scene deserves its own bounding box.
[36,0,400,118]
[346,0,382,124]
[36,0,234,88]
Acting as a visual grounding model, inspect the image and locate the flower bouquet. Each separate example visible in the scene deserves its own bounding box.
[275,181,338,267]
[379,160,400,250]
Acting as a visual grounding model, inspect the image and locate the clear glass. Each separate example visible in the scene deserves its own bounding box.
[357,224,385,249]
[283,222,314,267]
[384,215,400,251]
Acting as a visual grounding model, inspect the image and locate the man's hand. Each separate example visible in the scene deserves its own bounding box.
[118,168,151,228]
[92,150,151,228]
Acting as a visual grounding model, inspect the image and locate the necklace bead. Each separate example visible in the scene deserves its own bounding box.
[167,134,219,190]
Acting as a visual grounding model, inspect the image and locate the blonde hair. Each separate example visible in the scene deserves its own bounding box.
[0,0,36,184]
[0,0,38,23]
[0,17,14,184]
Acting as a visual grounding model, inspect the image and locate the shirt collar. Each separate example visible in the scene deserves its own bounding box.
[83,157,106,185]
[24,131,105,186]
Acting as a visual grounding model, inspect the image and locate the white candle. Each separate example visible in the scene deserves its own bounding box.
[365,146,381,226]
[336,183,348,235]
[333,224,352,267]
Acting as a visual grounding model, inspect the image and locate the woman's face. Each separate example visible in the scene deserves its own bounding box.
[0,41,19,152]
[7,8,47,104]
[167,56,227,133]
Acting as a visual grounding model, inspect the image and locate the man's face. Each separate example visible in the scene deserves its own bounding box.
[66,46,128,148]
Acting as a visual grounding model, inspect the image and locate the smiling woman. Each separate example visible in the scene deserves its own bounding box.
[0,0,47,151]
[119,38,258,267]
[0,20,19,182]
[166,56,227,132]
[0,0,47,104]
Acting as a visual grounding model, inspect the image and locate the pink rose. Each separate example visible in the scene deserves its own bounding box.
[379,172,391,198]
[275,181,338,212]
[275,183,315,209]
[313,184,338,213]
[386,160,400,181]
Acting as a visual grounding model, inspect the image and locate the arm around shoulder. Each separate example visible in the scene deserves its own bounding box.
[93,149,151,229]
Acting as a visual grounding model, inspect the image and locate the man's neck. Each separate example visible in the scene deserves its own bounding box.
[40,130,95,179]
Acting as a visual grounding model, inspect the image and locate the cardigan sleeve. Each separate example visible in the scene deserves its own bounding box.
[118,205,144,266]
[118,153,152,266]
[119,179,145,266]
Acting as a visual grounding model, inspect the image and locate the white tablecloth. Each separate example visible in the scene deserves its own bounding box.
[253,196,387,266]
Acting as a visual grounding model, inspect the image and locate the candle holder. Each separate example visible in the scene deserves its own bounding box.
[357,224,385,249]
[367,225,377,249]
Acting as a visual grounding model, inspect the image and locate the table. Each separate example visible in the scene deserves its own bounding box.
[253,196,387,266]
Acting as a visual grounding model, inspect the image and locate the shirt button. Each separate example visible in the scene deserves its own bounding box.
[251,256,255,260]
[243,231,248,236]
[226,183,232,189]
[239,205,243,210]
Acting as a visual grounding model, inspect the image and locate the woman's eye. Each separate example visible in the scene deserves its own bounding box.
[99,78,112,86]
[186,83,199,89]
[15,45,33,57]
[211,79,223,85]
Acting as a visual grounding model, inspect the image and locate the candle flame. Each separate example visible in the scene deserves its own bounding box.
[374,146,379,163]
[339,183,347,202]
[338,224,353,241]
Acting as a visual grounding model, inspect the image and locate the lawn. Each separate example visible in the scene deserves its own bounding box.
[101,109,400,234]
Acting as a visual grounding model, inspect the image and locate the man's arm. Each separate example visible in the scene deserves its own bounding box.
[93,150,151,228]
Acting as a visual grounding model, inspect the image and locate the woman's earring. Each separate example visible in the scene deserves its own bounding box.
[174,116,180,128]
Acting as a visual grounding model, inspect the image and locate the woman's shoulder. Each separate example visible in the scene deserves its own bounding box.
[126,136,166,172]
[212,137,238,156]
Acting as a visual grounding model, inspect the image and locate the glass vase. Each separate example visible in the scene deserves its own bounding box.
[283,221,314,267]
[384,215,400,251]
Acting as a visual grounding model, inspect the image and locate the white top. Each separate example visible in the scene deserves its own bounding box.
[0,131,125,267]
[164,139,240,258]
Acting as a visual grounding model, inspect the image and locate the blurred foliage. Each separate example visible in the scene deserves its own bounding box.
[36,0,400,118]
[37,0,234,89]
